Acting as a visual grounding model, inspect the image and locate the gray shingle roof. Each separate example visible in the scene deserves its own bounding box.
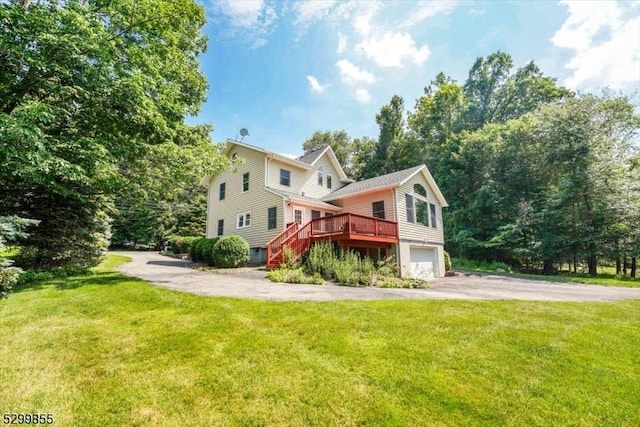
[297,146,327,164]
[322,165,424,201]
[267,188,342,210]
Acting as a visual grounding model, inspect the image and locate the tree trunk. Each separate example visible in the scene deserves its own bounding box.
[616,257,621,275]
[543,259,554,275]
[631,257,637,279]
[587,256,597,276]
[623,256,627,277]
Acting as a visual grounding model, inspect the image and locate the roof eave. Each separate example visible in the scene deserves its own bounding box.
[322,183,397,202]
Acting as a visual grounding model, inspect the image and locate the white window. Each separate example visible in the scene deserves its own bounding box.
[294,208,303,224]
[242,172,249,192]
[317,166,323,186]
[280,169,290,187]
[406,184,430,227]
[326,169,332,189]
[237,211,251,229]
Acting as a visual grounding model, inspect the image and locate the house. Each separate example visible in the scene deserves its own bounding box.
[200,140,448,279]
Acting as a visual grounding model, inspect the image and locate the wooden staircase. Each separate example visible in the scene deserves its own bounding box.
[266,213,399,268]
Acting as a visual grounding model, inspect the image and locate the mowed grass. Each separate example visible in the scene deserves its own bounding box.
[454,258,640,288]
[1,256,639,426]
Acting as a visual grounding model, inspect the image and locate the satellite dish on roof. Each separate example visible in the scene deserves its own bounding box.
[239,128,249,141]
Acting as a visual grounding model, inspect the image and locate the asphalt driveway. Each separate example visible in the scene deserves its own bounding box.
[114,251,640,302]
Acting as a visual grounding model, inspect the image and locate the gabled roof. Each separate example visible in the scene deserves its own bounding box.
[223,139,311,170]
[265,188,342,210]
[322,165,448,207]
[297,146,328,165]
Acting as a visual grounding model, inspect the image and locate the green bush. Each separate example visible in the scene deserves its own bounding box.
[189,237,205,261]
[305,241,338,279]
[212,235,249,268]
[266,268,323,284]
[0,259,22,298]
[170,236,200,254]
[201,238,219,266]
[304,243,387,287]
[444,250,452,272]
[282,245,298,269]
[15,265,89,286]
[194,238,209,263]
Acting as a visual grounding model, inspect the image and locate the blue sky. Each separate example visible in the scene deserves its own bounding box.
[189,0,640,157]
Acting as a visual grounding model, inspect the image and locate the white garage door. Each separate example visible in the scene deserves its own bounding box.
[410,248,437,280]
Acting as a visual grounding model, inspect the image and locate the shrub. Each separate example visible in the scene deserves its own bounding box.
[266,268,323,284]
[444,250,452,272]
[194,238,209,263]
[189,237,205,261]
[212,235,249,268]
[282,245,298,269]
[305,241,338,279]
[0,259,21,298]
[170,236,200,254]
[200,238,219,266]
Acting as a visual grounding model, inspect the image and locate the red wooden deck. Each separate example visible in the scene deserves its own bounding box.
[266,213,398,268]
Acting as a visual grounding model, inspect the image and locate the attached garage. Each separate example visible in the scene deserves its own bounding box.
[409,247,438,279]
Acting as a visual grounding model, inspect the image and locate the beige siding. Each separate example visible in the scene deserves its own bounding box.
[337,190,397,221]
[266,153,344,198]
[206,146,285,248]
[284,204,339,224]
[395,172,445,244]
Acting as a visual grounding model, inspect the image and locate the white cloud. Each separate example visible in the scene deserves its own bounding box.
[552,0,640,90]
[336,59,376,84]
[355,88,372,104]
[337,33,348,54]
[468,8,485,16]
[306,75,328,93]
[401,0,458,27]
[210,0,276,47]
[293,0,336,26]
[356,31,431,68]
[354,10,374,36]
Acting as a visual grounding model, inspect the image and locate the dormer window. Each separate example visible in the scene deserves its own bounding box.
[326,169,332,189]
[317,166,323,186]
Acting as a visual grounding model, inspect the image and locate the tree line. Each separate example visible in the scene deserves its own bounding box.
[1,0,637,278]
[1,0,228,272]
[302,52,639,276]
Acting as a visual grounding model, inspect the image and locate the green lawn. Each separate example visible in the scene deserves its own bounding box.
[453,258,640,288]
[1,255,639,426]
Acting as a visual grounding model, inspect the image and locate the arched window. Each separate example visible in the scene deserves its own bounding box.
[407,184,430,226]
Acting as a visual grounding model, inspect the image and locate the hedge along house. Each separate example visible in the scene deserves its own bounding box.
[200,140,448,279]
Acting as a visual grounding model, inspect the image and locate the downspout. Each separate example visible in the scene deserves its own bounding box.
[393,187,401,272]
[264,155,269,187]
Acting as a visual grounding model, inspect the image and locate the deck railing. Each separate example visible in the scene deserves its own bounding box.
[266,212,398,268]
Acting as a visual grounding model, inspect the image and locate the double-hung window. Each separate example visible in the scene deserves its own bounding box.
[237,211,251,229]
[217,219,224,236]
[280,169,290,187]
[326,170,332,189]
[372,201,385,219]
[219,182,226,200]
[317,166,323,186]
[242,173,249,192]
[267,207,277,230]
